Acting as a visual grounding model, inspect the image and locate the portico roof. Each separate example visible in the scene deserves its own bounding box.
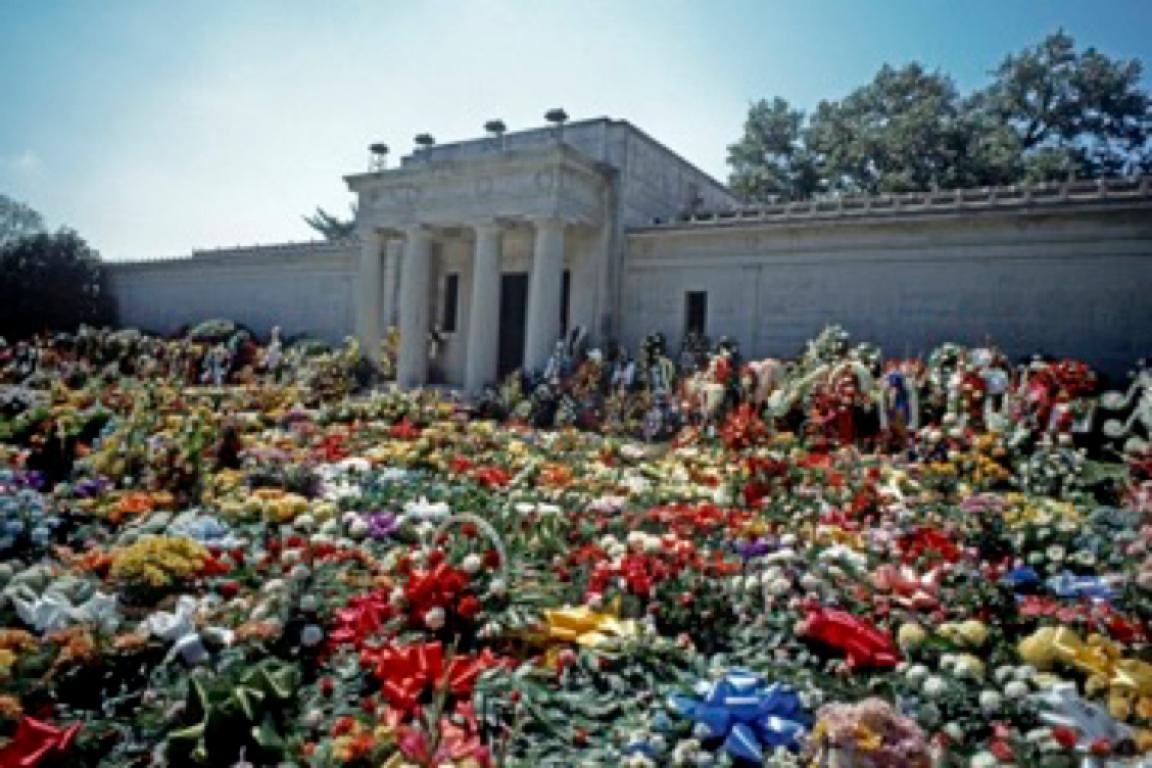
[345,142,611,232]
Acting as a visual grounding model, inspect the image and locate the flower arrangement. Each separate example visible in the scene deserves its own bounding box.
[108,535,212,603]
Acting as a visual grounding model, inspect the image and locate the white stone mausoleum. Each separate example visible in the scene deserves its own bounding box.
[108,117,1152,385]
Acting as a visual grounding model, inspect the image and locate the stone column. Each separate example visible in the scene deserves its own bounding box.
[355,229,385,365]
[382,239,404,329]
[464,221,503,392]
[396,225,432,388]
[523,216,566,372]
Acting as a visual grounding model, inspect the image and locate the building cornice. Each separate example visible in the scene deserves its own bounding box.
[628,176,1152,236]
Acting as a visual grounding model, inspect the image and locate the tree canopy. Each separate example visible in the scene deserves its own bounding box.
[728,32,1152,202]
[0,198,114,341]
[0,194,46,246]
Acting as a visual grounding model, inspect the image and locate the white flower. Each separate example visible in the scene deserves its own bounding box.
[979,690,1003,713]
[767,577,792,596]
[944,722,965,743]
[970,751,998,768]
[424,607,446,631]
[799,573,822,592]
[905,664,930,684]
[993,665,1015,684]
[671,739,701,766]
[461,553,483,574]
[1004,680,1030,699]
[922,675,948,698]
[347,518,370,539]
[1014,665,1036,681]
[403,497,450,521]
[1046,545,1066,562]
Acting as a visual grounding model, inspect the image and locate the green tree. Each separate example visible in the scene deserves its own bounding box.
[0,230,115,340]
[727,97,822,202]
[303,205,357,241]
[728,32,1152,202]
[805,63,979,195]
[0,193,46,245]
[973,30,1152,181]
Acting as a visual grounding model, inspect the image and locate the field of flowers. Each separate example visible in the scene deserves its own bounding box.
[0,325,1149,767]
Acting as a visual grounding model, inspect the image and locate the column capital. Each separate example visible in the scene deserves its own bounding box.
[466,218,505,236]
[356,226,387,244]
[527,214,569,230]
[402,223,434,241]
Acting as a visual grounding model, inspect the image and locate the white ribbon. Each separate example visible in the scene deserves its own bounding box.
[11,587,120,634]
[146,595,232,665]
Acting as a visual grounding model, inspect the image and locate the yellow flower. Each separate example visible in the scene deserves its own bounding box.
[955,620,989,648]
[854,723,882,752]
[897,622,927,650]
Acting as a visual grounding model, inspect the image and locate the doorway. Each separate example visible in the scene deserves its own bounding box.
[498,273,528,378]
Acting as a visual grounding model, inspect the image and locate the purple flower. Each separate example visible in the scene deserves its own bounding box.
[735,537,775,560]
[74,477,108,498]
[367,511,399,539]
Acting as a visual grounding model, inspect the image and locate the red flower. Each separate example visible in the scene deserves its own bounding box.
[472,466,510,488]
[457,595,481,621]
[483,548,502,569]
[1088,738,1112,757]
[989,739,1015,761]
[390,420,421,440]
[1050,726,1078,750]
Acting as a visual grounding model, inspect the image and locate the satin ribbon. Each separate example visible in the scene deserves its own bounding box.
[167,661,299,763]
[370,641,503,713]
[1035,684,1134,753]
[147,594,233,665]
[1019,627,1152,696]
[1001,565,1041,591]
[662,669,809,763]
[10,587,119,634]
[1047,571,1114,601]
[543,605,639,648]
[0,716,81,768]
[797,606,900,669]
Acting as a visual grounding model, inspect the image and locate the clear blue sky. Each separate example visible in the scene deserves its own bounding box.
[1,1,1149,261]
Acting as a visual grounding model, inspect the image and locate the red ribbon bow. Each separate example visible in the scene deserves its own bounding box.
[798,606,900,669]
[0,717,82,768]
[370,641,505,713]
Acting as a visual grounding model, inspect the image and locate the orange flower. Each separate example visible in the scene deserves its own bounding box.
[0,695,22,719]
[110,492,154,524]
[538,463,573,488]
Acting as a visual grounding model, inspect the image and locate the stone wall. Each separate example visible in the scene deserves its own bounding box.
[107,240,358,342]
[622,194,1152,380]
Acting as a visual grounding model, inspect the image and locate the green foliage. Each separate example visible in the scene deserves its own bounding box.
[729,32,1152,202]
[303,205,357,241]
[0,229,115,340]
[0,194,46,246]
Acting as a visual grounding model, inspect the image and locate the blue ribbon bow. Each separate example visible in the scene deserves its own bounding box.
[665,669,809,762]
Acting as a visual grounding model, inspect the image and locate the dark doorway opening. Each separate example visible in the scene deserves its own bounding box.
[498,272,529,378]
